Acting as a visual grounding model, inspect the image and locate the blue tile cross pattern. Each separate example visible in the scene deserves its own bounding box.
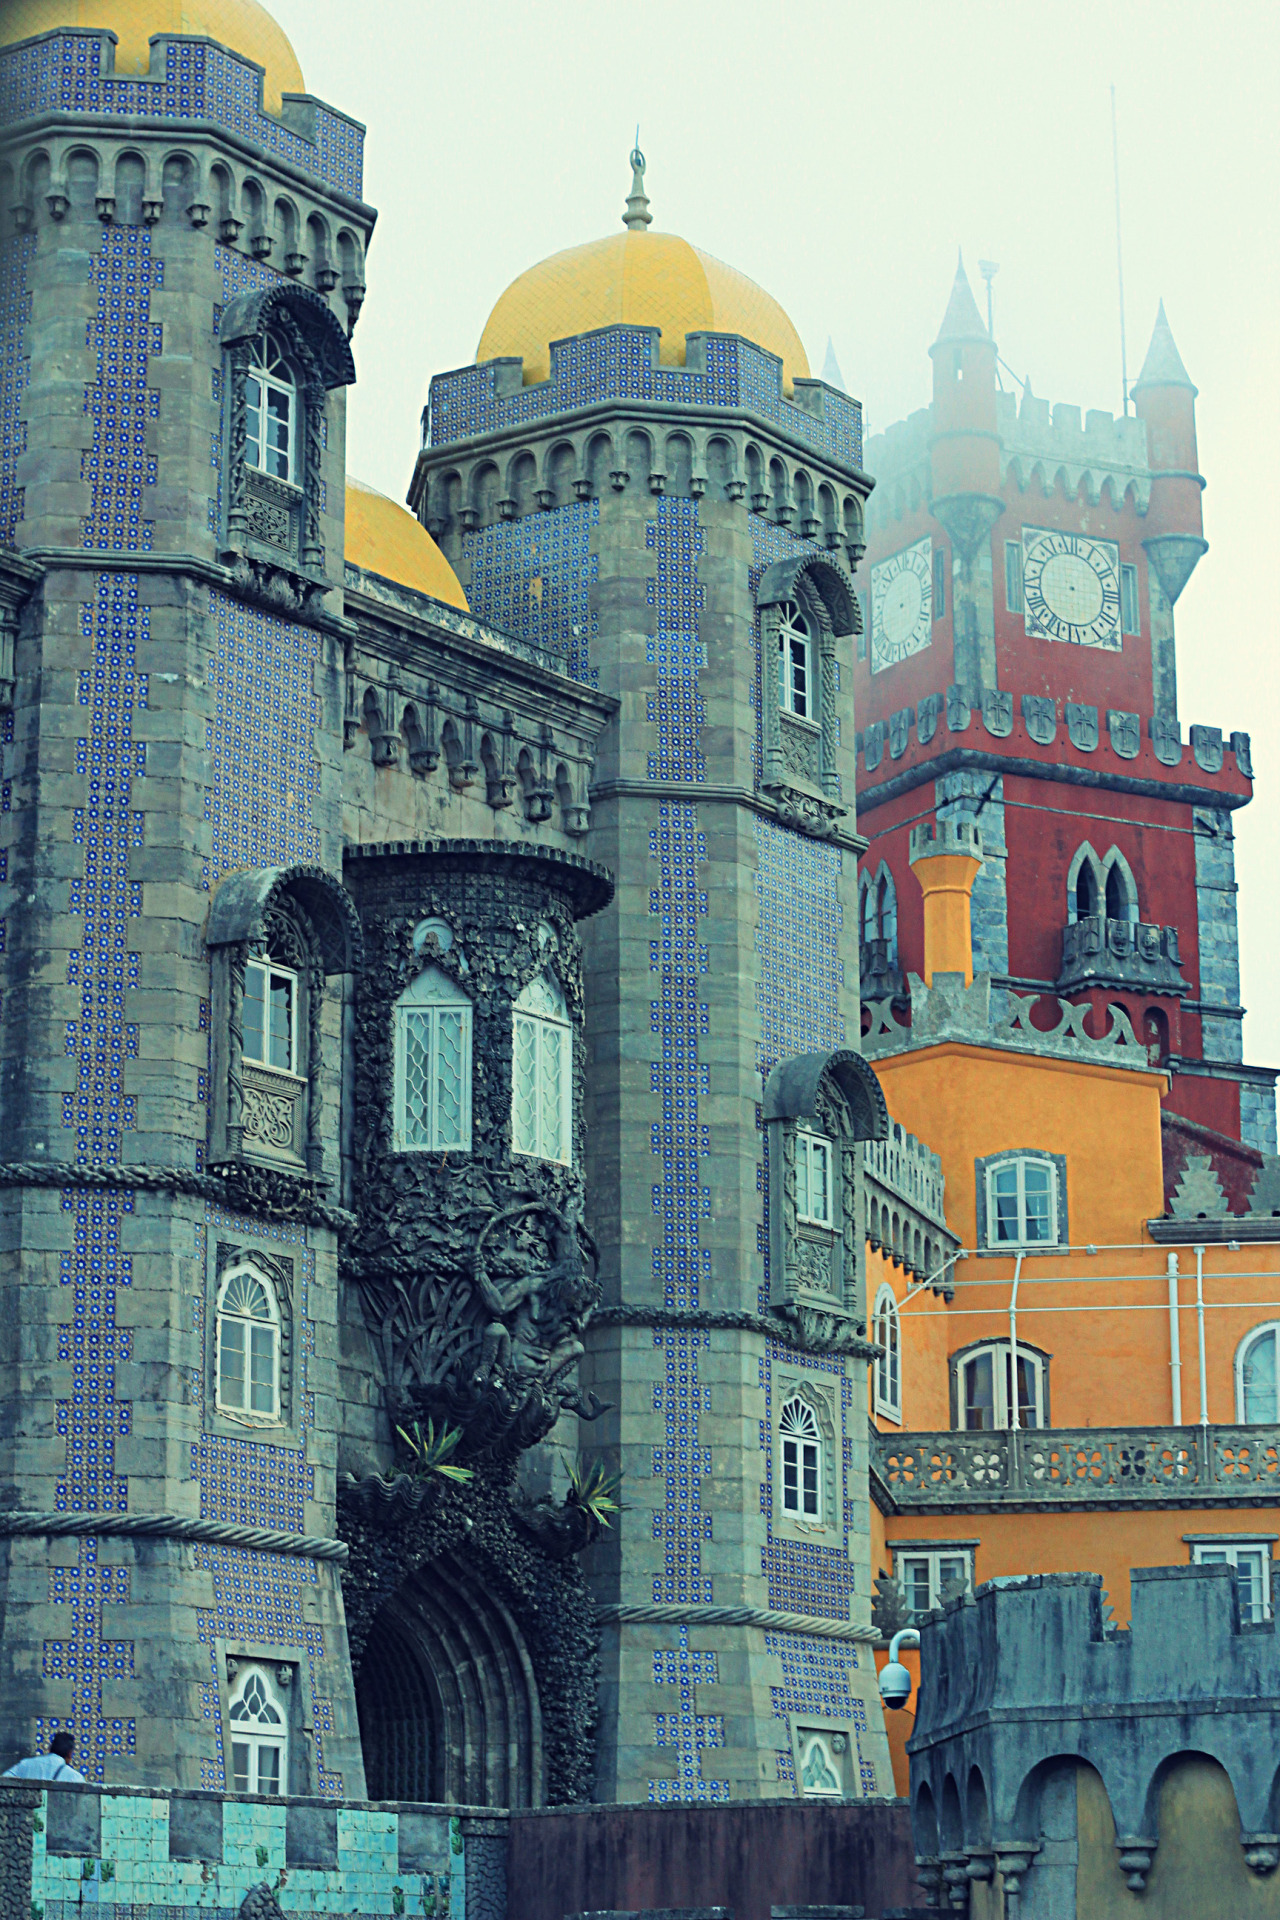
[82,229,161,553]
[0,232,33,543]
[650,1628,728,1804]
[38,1539,136,1776]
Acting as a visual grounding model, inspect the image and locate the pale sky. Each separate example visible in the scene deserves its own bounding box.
[271,0,1280,1068]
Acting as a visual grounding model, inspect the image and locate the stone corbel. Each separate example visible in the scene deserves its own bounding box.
[725,477,746,503]
[411,684,440,775]
[342,280,365,331]
[251,231,274,261]
[95,193,116,224]
[1242,1832,1280,1875]
[992,1842,1040,1919]
[609,468,630,492]
[1114,1836,1156,1892]
[484,713,519,810]
[284,251,308,278]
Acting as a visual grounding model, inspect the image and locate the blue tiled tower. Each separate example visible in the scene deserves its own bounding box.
[413,153,895,1802]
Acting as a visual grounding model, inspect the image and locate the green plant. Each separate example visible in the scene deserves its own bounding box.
[255,1845,269,1868]
[396,1419,473,1485]
[392,1887,405,1915]
[449,1816,463,1856]
[98,1863,114,1885]
[565,1456,623,1529]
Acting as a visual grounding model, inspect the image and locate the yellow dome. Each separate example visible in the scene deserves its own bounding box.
[1,0,304,113]
[345,478,469,613]
[478,229,810,395]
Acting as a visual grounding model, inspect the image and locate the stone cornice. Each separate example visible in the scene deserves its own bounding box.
[587,778,869,852]
[857,743,1251,814]
[596,1601,876,1643]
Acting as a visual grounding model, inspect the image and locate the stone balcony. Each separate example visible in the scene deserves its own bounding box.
[864,1124,959,1293]
[1057,914,1186,995]
[872,1422,1280,1511]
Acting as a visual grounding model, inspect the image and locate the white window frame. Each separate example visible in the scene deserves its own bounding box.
[778,1395,822,1521]
[511,973,572,1165]
[243,958,298,1075]
[795,1127,834,1228]
[393,966,473,1154]
[985,1154,1059,1248]
[894,1547,972,1622]
[244,333,299,486]
[227,1662,289,1795]
[959,1341,1046,1431]
[215,1265,281,1423]
[873,1284,902,1422]
[1191,1541,1273,1623]
[777,600,815,722]
[1237,1323,1280,1424]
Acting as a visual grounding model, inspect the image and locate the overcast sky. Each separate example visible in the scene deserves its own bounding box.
[272,0,1280,1067]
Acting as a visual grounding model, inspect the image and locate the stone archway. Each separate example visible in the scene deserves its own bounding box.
[354,1553,544,1807]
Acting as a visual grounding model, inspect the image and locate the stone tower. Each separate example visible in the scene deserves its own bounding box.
[0,4,374,1789]
[413,152,896,1803]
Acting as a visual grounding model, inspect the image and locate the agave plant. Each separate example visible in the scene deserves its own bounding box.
[395,1417,473,1484]
[565,1456,622,1529]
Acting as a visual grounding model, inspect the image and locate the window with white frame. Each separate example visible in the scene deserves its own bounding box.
[795,1127,834,1228]
[245,333,298,484]
[895,1548,972,1622]
[244,959,298,1074]
[512,973,572,1164]
[960,1343,1045,1430]
[1238,1324,1280,1423]
[779,1396,821,1520]
[873,1285,901,1421]
[393,965,472,1153]
[777,600,814,720]
[985,1155,1059,1247]
[1191,1541,1273,1623]
[216,1268,280,1421]
[228,1663,288,1793]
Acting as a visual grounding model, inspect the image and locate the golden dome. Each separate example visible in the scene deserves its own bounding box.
[477,158,809,395]
[1,0,304,113]
[345,478,469,613]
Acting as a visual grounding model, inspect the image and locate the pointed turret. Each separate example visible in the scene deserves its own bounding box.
[1132,301,1206,609]
[622,141,652,231]
[932,251,990,348]
[1132,299,1196,396]
[820,336,847,393]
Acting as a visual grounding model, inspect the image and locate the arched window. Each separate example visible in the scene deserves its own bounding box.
[393,966,473,1153]
[1105,864,1128,921]
[777,600,813,720]
[873,1285,901,1421]
[512,973,572,1164]
[216,1267,280,1421]
[779,1396,821,1519]
[244,332,298,484]
[228,1663,288,1794]
[959,1342,1046,1430]
[1075,860,1099,921]
[983,1154,1060,1247]
[1238,1325,1280,1423]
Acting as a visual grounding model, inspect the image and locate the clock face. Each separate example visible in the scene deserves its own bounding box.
[871,537,933,673]
[1022,528,1121,650]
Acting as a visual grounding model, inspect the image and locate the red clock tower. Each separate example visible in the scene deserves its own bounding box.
[855,259,1274,1179]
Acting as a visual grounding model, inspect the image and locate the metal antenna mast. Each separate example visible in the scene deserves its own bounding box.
[978,260,999,338]
[1111,84,1130,415]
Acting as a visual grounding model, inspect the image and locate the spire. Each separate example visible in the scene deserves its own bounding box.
[820,336,847,393]
[1132,299,1196,394]
[622,137,652,231]
[932,250,990,348]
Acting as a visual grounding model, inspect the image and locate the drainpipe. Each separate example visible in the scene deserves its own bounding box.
[1196,1244,1209,1428]
[1008,1251,1024,1431]
[1167,1251,1183,1425]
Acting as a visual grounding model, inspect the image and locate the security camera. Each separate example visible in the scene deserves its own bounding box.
[879,1627,920,1710]
[878,1661,912,1710]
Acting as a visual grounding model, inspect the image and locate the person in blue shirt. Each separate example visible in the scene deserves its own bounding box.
[3,1731,85,1782]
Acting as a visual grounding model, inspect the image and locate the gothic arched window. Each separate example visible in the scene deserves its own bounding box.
[873,1284,902,1422]
[512,973,572,1164]
[245,332,299,484]
[215,1267,281,1421]
[228,1663,288,1795]
[393,966,473,1153]
[779,1396,822,1520]
[777,600,814,720]
[1238,1324,1280,1424]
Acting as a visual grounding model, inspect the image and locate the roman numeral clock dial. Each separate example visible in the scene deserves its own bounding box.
[1021,528,1122,650]
[871,536,933,672]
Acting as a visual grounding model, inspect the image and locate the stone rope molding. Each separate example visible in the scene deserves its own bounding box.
[596,1601,876,1644]
[0,1511,348,1562]
[0,1161,356,1234]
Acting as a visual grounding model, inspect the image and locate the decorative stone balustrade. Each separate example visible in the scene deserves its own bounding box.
[1058,914,1186,994]
[873,1423,1280,1510]
[862,970,1151,1070]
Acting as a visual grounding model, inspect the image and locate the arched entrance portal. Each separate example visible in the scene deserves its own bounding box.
[355,1554,544,1806]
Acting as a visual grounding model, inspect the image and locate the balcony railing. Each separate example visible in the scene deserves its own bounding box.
[1058,914,1186,994]
[872,1423,1280,1510]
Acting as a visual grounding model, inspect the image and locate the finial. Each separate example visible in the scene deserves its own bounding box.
[623,132,651,232]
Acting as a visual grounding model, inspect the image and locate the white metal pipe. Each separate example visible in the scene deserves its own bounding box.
[1196,1244,1209,1428]
[1008,1252,1024,1431]
[1167,1251,1183,1425]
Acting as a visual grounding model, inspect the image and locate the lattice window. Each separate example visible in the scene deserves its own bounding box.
[393,965,472,1153]
[216,1267,280,1422]
[873,1284,901,1421]
[228,1662,288,1794]
[512,972,571,1164]
[779,1396,821,1520]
